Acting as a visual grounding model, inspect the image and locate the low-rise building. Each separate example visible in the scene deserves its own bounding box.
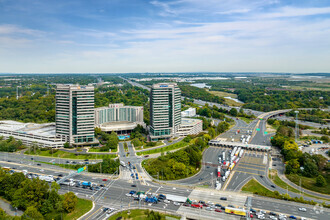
[95,103,145,134]
[0,120,66,148]
[177,118,203,136]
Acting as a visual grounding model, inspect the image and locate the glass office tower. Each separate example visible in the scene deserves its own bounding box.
[150,83,181,140]
[56,84,95,145]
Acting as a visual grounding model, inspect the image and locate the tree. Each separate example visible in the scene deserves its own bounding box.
[229,108,238,117]
[303,161,318,177]
[315,175,326,187]
[321,135,330,143]
[22,206,44,220]
[62,192,77,213]
[63,142,70,148]
[208,127,216,138]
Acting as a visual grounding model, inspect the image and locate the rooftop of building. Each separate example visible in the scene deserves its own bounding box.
[99,121,140,131]
[152,82,178,88]
[56,84,94,90]
[95,103,143,110]
[0,120,56,137]
[181,118,202,126]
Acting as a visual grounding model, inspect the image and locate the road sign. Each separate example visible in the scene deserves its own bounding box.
[77,166,87,173]
[264,131,268,134]
[271,137,274,139]
[256,128,260,131]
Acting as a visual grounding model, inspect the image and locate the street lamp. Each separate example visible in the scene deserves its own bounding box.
[294,111,299,143]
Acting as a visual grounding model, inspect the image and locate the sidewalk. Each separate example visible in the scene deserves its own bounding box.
[0,198,23,216]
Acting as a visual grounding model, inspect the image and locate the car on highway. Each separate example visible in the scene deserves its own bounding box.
[205,207,214,211]
[95,186,100,191]
[257,215,265,219]
[260,175,263,178]
[90,187,94,190]
[288,216,297,219]
[227,205,235,208]
[129,190,136,195]
[173,202,180,206]
[40,169,44,172]
[102,179,107,181]
[215,208,222,212]
[220,197,227,200]
[131,184,137,187]
[191,203,202,208]
[126,193,132,197]
[298,207,307,212]
[269,211,277,216]
[66,161,70,163]
[271,185,276,188]
[58,174,63,177]
[164,199,170,204]
[72,161,77,164]
[31,158,34,160]
[37,163,41,166]
[144,155,149,158]
[183,202,190,207]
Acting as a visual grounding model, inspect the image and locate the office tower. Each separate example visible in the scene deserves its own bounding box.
[150,83,181,140]
[55,84,95,145]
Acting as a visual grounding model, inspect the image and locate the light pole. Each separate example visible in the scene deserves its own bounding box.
[294,111,299,143]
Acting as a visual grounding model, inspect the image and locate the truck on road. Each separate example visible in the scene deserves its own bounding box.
[120,161,126,167]
[165,194,187,203]
[82,181,91,188]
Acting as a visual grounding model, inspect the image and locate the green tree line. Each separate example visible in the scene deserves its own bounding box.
[0,169,78,220]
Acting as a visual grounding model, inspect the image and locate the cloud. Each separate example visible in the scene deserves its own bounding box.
[259,6,330,18]
[0,24,44,36]
[216,8,251,15]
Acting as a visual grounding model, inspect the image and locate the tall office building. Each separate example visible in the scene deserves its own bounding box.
[56,84,95,145]
[150,83,181,140]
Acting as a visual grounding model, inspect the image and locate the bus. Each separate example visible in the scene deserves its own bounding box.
[225,207,246,216]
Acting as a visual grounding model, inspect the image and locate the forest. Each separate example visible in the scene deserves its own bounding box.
[194,78,329,112]
[0,169,80,219]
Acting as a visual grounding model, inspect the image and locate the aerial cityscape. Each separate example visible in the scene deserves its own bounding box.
[0,1,330,220]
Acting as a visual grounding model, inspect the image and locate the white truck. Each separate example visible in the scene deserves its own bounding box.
[239,149,244,158]
[120,161,126,167]
[165,194,187,203]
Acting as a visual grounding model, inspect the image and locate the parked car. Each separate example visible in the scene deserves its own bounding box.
[298,207,307,212]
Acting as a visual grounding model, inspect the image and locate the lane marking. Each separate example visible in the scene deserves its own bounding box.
[85,206,103,220]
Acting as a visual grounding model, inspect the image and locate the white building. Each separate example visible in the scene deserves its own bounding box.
[181,108,196,117]
[177,118,203,136]
[95,103,145,134]
[0,120,66,148]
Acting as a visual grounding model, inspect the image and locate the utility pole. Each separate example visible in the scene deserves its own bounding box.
[294,111,299,143]
[300,178,302,195]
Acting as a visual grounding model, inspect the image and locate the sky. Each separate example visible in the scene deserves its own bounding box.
[1,0,330,73]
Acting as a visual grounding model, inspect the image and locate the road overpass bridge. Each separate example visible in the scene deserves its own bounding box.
[208,140,271,152]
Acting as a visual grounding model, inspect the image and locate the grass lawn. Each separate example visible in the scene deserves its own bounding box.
[135,141,163,151]
[239,117,254,124]
[88,147,118,153]
[108,209,180,220]
[63,198,93,220]
[25,149,117,160]
[269,170,329,201]
[286,174,330,195]
[208,90,243,107]
[241,178,274,195]
[136,139,190,156]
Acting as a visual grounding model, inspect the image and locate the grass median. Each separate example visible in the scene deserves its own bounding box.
[286,173,330,195]
[25,149,117,160]
[108,209,180,220]
[136,139,190,156]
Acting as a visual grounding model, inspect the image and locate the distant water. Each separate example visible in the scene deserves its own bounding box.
[224,96,244,103]
[191,83,211,89]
